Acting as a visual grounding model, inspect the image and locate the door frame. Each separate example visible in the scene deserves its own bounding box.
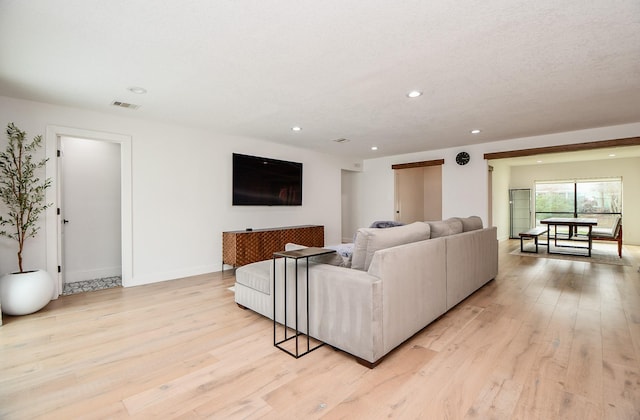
[45,126,132,298]
[392,159,444,223]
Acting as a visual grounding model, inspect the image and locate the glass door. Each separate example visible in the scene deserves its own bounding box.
[510,189,531,238]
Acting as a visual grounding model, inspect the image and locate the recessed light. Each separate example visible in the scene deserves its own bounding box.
[609,154,616,157]
[291,126,302,132]
[536,160,543,163]
[371,146,378,151]
[406,90,422,98]
[128,86,147,94]
[471,129,481,134]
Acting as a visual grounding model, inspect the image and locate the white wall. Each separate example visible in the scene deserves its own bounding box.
[0,96,360,287]
[489,160,512,240]
[354,123,640,240]
[61,137,122,282]
[341,170,360,243]
[507,157,640,245]
[355,143,493,230]
[3,95,639,284]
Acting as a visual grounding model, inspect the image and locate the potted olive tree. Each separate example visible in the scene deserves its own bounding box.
[0,122,53,316]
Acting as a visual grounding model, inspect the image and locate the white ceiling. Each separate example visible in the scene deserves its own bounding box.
[1,0,639,159]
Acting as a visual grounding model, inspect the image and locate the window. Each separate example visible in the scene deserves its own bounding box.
[535,178,622,232]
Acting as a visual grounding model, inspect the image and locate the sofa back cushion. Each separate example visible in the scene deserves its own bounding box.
[351,222,431,271]
[427,218,464,238]
[456,216,483,232]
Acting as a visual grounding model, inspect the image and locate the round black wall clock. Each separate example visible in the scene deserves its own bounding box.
[455,151,470,165]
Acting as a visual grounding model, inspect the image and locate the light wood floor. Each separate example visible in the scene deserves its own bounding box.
[2,241,640,419]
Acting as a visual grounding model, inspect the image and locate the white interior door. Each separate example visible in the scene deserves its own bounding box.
[60,137,122,284]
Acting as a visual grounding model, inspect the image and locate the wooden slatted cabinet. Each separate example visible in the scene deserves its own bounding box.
[222,225,324,268]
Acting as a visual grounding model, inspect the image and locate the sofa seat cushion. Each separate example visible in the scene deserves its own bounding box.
[235,260,272,294]
[351,221,431,271]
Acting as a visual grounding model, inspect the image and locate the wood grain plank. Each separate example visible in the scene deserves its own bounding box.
[0,241,638,419]
[564,308,603,402]
[602,362,640,419]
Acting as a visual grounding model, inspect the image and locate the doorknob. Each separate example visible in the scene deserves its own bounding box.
[63,219,69,224]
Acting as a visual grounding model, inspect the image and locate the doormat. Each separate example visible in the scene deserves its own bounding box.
[509,242,631,266]
[62,276,122,295]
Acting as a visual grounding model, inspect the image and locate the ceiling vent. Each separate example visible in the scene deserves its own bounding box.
[333,138,350,143]
[111,100,140,110]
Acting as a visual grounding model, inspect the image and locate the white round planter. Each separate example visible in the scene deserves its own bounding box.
[0,270,54,316]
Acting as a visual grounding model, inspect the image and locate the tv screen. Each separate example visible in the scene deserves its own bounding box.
[232,153,303,206]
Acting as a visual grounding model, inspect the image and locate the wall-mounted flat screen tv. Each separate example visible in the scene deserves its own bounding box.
[232,153,303,206]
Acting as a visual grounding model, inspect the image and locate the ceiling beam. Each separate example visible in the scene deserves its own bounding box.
[392,159,445,170]
[483,136,640,160]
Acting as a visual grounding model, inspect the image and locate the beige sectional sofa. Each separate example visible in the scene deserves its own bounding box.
[234,216,498,367]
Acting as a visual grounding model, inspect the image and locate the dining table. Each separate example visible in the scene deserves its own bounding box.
[540,217,598,257]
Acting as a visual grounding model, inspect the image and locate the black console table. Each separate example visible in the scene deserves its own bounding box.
[272,247,336,358]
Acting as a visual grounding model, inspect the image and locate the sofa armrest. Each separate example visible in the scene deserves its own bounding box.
[445,227,498,309]
[304,264,382,363]
[368,238,448,358]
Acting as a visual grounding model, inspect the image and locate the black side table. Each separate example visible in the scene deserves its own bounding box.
[272,247,336,358]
